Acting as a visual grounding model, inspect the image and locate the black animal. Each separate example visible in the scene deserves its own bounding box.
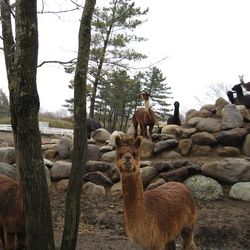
[227,91,239,104]
[231,84,250,109]
[87,118,102,139]
[167,101,181,125]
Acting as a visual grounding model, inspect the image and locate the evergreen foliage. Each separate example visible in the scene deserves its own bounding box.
[141,67,173,120]
[0,89,10,117]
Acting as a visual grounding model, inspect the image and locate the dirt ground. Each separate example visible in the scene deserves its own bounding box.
[0,131,250,249]
[50,184,250,250]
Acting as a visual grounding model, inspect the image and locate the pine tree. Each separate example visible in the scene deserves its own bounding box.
[142,67,173,120]
[88,0,148,118]
[0,89,10,117]
[95,69,141,131]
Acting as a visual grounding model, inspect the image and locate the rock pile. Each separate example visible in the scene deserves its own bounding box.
[1,99,250,202]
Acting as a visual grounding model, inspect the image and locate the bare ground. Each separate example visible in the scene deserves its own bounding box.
[0,131,250,249]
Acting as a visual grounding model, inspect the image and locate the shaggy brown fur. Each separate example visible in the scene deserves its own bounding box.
[115,136,197,250]
[132,108,156,139]
[0,174,26,250]
[138,91,158,127]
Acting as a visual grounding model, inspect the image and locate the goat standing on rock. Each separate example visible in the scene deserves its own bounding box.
[115,136,197,250]
[0,174,26,250]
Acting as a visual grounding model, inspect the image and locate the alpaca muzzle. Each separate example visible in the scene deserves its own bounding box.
[123,153,133,170]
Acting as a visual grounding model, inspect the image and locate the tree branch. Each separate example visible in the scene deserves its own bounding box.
[37,58,77,67]
[38,7,79,14]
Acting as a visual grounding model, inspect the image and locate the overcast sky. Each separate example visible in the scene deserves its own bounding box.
[1,0,250,115]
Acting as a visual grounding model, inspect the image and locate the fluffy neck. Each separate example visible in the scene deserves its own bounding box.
[121,171,147,225]
[174,106,179,117]
[236,87,243,96]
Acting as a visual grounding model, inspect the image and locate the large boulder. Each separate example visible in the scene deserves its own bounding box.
[201,158,250,183]
[49,161,72,180]
[184,175,223,201]
[57,137,73,159]
[216,127,247,146]
[0,147,15,164]
[229,182,250,201]
[91,128,111,143]
[221,104,244,130]
[0,162,16,179]
[140,138,154,159]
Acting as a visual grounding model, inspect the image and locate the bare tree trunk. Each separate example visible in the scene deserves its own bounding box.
[1,0,55,249]
[61,1,96,249]
[0,0,15,84]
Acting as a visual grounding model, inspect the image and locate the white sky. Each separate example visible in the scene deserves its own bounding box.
[1,0,250,115]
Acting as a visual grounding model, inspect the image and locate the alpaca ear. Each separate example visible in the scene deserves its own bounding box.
[134,136,142,149]
[115,136,122,148]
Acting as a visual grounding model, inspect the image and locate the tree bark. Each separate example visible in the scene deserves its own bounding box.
[61,0,96,249]
[1,0,55,249]
[0,0,15,85]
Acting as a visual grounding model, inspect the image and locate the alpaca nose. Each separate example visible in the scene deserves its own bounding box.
[124,153,132,161]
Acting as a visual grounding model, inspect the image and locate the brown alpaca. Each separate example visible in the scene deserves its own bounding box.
[115,136,197,250]
[132,108,156,139]
[0,174,26,250]
[138,91,158,126]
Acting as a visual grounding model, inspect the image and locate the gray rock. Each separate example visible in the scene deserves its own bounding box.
[87,144,101,161]
[190,145,212,156]
[161,125,180,136]
[201,158,250,183]
[215,97,228,116]
[146,178,166,190]
[100,145,114,153]
[91,128,111,143]
[177,139,192,156]
[229,182,250,201]
[221,104,244,130]
[216,127,247,146]
[191,132,217,146]
[57,137,73,159]
[83,171,113,187]
[176,127,196,138]
[86,161,112,172]
[101,150,117,162]
[186,117,204,127]
[0,162,16,179]
[154,159,189,172]
[216,147,240,157]
[50,161,72,180]
[140,138,154,159]
[140,166,158,187]
[184,175,223,201]
[153,139,178,154]
[243,134,250,156]
[196,118,221,133]
[0,147,15,164]
[82,182,106,198]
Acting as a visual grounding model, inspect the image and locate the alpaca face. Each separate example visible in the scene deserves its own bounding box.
[115,136,142,174]
[232,84,242,93]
